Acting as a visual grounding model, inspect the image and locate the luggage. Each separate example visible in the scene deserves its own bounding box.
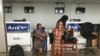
[49,33,54,44]
[9,45,24,56]
[62,30,77,43]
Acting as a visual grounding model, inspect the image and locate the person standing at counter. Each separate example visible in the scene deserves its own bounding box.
[53,20,64,55]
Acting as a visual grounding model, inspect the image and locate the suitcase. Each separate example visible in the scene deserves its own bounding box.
[9,45,24,56]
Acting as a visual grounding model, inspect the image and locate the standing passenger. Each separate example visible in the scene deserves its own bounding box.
[53,21,64,55]
[32,23,47,53]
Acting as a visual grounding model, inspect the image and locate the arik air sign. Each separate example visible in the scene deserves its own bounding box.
[6,22,30,32]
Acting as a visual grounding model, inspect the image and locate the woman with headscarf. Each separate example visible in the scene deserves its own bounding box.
[53,20,64,55]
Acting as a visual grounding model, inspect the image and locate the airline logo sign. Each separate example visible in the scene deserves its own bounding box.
[6,23,30,32]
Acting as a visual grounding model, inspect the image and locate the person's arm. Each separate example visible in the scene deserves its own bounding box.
[32,30,35,37]
[32,29,37,42]
[53,29,58,38]
[64,28,71,32]
[33,29,40,37]
[39,32,47,40]
[33,30,36,36]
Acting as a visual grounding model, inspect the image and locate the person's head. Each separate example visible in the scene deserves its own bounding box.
[23,18,26,21]
[60,15,68,21]
[37,23,42,29]
[58,15,68,27]
[56,20,64,29]
[41,27,45,31]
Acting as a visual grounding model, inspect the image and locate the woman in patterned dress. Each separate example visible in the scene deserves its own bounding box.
[53,20,64,55]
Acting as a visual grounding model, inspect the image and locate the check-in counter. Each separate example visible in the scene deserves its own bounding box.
[6,22,31,51]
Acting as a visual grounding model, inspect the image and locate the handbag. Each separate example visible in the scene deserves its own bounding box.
[62,31,71,41]
[62,31,77,43]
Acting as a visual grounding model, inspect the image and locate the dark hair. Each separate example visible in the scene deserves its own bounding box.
[58,15,68,27]
[37,23,41,29]
[61,15,68,21]
[56,20,64,29]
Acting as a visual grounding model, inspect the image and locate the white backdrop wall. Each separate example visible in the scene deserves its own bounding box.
[4,3,100,30]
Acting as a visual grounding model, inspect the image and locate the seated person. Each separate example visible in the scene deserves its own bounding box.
[32,23,47,53]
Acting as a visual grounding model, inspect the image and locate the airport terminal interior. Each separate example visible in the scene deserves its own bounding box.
[0,0,100,56]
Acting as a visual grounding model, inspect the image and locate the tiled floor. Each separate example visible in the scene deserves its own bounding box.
[0,49,100,56]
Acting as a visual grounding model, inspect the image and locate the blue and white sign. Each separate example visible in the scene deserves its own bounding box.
[6,22,31,51]
[6,23,30,32]
[66,23,80,31]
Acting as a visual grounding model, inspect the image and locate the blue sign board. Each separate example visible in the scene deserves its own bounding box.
[6,23,30,32]
[66,23,80,31]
